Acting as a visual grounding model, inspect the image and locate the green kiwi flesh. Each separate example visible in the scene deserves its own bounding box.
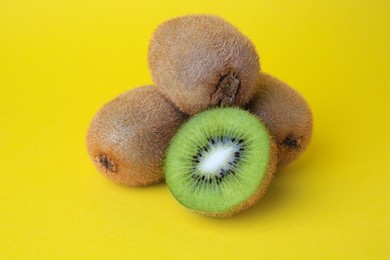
[86,86,188,186]
[165,108,277,217]
[248,72,313,167]
[148,15,260,115]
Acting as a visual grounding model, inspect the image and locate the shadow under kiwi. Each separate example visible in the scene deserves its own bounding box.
[111,178,167,191]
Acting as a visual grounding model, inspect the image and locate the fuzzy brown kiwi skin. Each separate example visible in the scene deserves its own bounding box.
[194,120,278,218]
[247,72,313,167]
[86,86,188,186]
[148,14,260,116]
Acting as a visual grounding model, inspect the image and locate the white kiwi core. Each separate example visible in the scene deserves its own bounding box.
[199,145,235,174]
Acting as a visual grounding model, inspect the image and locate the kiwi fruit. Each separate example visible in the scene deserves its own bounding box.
[248,72,313,167]
[164,107,277,217]
[86,86,188,186]
[148,14,260,115]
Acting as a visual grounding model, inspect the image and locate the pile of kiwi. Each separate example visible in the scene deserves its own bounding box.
[86,14,312,217]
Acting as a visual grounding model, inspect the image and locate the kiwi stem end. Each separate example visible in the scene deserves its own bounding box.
[95,154,118,173]
[282,136,301,150]
[210,73,240,106]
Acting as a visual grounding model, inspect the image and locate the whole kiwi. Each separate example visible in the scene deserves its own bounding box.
[248,72,313,167]
[86,86,188,186]
[148,14,260,115]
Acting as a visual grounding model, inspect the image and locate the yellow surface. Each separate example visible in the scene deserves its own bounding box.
[1,0,389,258]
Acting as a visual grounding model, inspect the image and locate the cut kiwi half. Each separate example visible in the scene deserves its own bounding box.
[164,108,277,217]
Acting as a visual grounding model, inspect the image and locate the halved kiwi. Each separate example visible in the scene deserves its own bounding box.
[164,108,277,217]
[148,15,260,115]
[248,72,313,167]
[86,86,188,186]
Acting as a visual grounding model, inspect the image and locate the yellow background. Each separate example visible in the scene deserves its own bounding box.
[1,0,389,258]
